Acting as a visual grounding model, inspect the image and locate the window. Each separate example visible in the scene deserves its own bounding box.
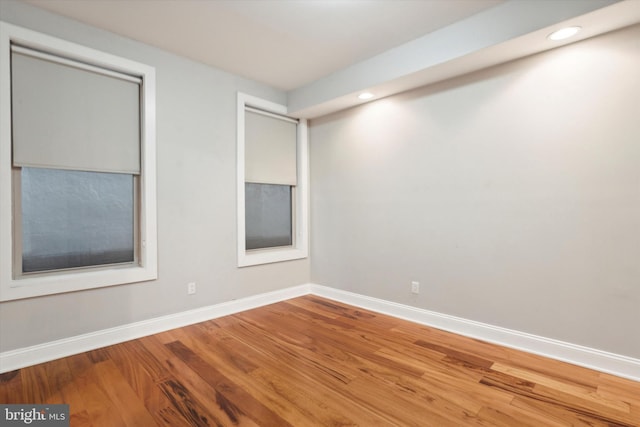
[18,168,136,273]
[237,93,308,267]
[0,22,157,301]
[245,183,292,250]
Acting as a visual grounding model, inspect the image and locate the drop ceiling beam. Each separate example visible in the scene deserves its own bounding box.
[287,0,621,118]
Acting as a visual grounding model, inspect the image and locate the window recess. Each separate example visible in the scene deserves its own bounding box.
[237,93,308,267]
[11,44,141,277]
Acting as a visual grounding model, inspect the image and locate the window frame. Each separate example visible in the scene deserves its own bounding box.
[237,92,308,267]
[0,22,157,301]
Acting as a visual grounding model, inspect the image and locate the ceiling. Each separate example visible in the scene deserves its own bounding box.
[16,0,640,118]
[20,0,503,91]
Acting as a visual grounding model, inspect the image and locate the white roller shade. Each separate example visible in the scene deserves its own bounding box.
[11,47,141,174]
[245,109,297,186]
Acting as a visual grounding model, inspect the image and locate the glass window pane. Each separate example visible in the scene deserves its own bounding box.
[245,183,292,250]
[21,167,135,273]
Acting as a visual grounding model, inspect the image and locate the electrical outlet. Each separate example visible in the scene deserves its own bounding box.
[411,281,420,294]
[187,282,196,295]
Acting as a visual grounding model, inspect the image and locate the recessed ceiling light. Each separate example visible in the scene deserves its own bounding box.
[358,92,374,100]
[548,26,582,41]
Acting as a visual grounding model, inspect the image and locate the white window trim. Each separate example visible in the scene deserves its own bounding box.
[0,22,157,301]
[237,92,308,267]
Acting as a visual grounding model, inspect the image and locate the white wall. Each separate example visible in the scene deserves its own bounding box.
[310,24,640,359]
[0,1,310,352]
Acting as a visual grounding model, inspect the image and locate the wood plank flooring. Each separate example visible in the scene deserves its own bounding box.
[1,295,639,426]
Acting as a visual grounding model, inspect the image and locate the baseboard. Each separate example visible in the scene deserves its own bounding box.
[309,284,640,382]
[2,283,639,382]
[0,284,311,373]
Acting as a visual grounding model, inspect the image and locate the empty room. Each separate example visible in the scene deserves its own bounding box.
[0,0,639,425]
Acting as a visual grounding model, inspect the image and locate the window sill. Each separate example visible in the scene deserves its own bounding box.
[0,262,157,302]
[238,247,307,267]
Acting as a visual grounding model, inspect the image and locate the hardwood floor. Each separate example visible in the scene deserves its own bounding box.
[1,295,639,426]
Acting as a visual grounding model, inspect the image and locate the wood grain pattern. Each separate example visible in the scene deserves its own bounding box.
[1,295,638,426]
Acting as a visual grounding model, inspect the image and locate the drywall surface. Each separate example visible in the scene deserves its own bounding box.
[0,1,309,352]
[310,24,640,358]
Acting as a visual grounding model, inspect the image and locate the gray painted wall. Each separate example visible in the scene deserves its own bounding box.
[0,1,310,352]
[310,25,640,359]
[2,0,638,363]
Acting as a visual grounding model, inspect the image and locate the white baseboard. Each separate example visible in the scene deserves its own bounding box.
[0,284,311,374]
[309,284,640,382]
[2,282,638,382]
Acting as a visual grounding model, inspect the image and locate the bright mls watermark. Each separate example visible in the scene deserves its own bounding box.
[1,405,69,426]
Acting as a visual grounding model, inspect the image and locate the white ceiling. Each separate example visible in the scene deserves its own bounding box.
[15,0,640,118]
[20,0,503,91]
